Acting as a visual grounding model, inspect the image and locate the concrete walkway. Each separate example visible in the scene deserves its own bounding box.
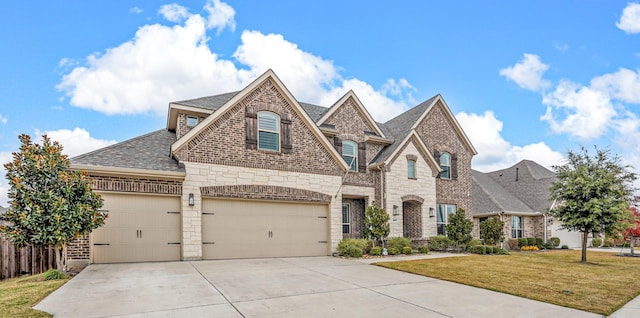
[34,254,604,318]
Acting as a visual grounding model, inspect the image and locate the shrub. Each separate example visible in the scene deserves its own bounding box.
[417,246,430,254]
[43,269,66,280]
[526,237,537,246]
[468,239,482,247]
[604,238,615,247]
[507,239,519,250]
[535,238,544,248]
[428,235,451,251]
[402,246,413,255]
[517,238,528,247]
[387,247,399,255]
[337,238,368,257]
[387,237,412,252]
[520,245,539,251]
[561,245,569,249]
[499,248,510,255]
[543,242,554,249]
[549,237,561,248]
[591,238,603,247]
[369,246,382,256]
[475,245,487,254]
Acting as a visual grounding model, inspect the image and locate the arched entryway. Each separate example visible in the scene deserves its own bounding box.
[402,195,424,239]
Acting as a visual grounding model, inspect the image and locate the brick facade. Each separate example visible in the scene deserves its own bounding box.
[342,198,365,239]
[91,175,182,195]
[201,184,332,203]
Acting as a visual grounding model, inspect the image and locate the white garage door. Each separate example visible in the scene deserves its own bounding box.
[551,222,583,248]
[202,199,328,259]
[92,193,181,263]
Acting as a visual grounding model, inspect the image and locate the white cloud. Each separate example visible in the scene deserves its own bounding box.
[35,128,117,158]
[0,114,7,124]
[617,3,640,34]
[129,6,143,14]
[57,3,414,122]
[204,0,236,33]
[541,80,616,140]
[499,53,551,91]
[159,4,189,23]
[591,68,640,104]
[553,42,569,53]
[456,110,564,172]
[0,151,11,206]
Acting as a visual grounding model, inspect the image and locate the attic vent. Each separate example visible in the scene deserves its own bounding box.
[364,130,378,136]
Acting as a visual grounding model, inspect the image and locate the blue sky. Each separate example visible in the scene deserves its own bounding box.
[1,1,640,205]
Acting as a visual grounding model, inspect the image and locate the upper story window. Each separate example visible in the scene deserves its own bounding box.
[257,112,280,152]
[439,152,451,179]
[407,159,416,179]
[342,140,357,172]
[186,116,198,127]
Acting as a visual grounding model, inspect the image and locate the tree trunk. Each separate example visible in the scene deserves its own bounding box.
[581,231,588,263]
[632,237,635,257]
[53,245,64,271]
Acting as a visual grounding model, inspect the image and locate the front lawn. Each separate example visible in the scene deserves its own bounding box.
[376,250,640,315]
[0,275,68,317]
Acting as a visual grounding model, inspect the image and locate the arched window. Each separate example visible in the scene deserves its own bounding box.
[257,112,280,151]
[439,152,451,179]
[342,140,357,172]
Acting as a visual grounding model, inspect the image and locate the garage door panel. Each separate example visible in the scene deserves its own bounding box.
[92,193,181,263]
[202,199,328,259]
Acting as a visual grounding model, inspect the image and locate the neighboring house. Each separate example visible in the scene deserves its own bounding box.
[472,160,583,248]
[66,70,476,269]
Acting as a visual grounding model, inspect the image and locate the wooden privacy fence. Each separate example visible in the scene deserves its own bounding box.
[1,237,56,280]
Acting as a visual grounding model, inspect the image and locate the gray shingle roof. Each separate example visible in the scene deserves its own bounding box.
[71,129,183,172]
[472,160,556,216]
[172,91,241,111]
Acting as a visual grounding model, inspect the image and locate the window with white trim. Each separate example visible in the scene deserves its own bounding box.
[342,141,357,172]
[408,159,416,179]
[437,204,456,235]
[440,152,451,179]
[342,204,350,234]
[257,112,280,152]
[511,216,523,238]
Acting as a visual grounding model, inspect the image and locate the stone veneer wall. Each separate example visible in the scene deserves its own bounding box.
[384,141,437,238]
[415,102,473,217]
[181,162,343,260]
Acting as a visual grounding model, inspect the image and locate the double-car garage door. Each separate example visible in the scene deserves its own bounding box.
[92,193,328,263]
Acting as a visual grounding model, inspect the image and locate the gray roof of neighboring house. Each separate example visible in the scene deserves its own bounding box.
[472,160,556,216]
[71,129,184,172]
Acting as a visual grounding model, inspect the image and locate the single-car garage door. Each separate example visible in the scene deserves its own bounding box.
[202,199,328,259]
[92,193,181,263]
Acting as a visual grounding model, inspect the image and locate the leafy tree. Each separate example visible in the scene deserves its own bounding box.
[445,208,473,249]
[549,147,637,263]
[363,201,390,247]
[0,134,106,271]
[623,205,640,256]
[480,216,504,246]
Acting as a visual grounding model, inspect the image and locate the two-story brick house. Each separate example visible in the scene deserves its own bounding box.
[66,70,476,269]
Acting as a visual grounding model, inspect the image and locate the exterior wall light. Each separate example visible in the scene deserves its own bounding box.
[393,205,399,216]
[188,193,195,206]
[429,207,435,217]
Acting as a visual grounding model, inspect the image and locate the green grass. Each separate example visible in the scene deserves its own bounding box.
[0,274,68,318]
[376,250,640,315]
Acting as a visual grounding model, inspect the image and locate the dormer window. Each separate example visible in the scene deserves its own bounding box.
[257,112,280,152]
[186,116,198,127]
[342,140,357,172]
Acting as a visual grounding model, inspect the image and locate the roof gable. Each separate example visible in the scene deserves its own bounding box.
[317,91,386,138]
[171,69,349,172]
[377,131,440,174]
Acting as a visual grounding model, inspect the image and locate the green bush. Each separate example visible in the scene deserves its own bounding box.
[535,238,544,248]
[428,235,451,251]
[472,245,486,254]
[499,248,510,255]
[468,239,482,247]
[549,237,561,248]
[43,269,66,280]
[517,238,528,247]
[591,238,603,247]
[526,237,537,246]
[507,239,519,250]
[387,247,399,255]
[561,245,569,249]
[337,238,368,257]
[387,237,412,252]
[402,246,413,255]
[543,242,554,249]
[369,246,382,256]
[417,246,430,254]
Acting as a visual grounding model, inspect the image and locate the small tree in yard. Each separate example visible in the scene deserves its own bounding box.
[549,146,637,263]
[623,205,640,256]
[363,202,390,247]
[0,134,107,271]
[480,216,504,246]
[446,208,473,250]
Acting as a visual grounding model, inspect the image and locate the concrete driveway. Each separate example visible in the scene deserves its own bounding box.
[35,256,600,318]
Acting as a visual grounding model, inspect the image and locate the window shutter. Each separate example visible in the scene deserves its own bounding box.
[434,149,441,178]
[358,142,367,173]
[281,113,292,154]
[334,137,342,154]
[245,106,257,149]
[451,153,458,180]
